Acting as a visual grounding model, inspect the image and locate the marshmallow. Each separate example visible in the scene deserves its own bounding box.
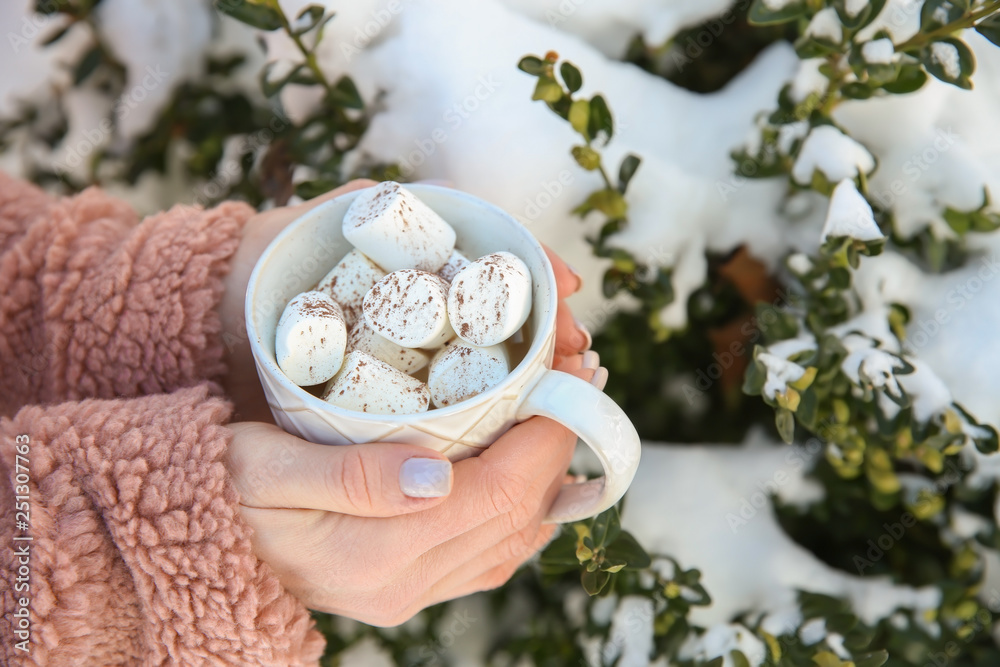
[428,343,510,407]
[275,291,347,386]
[343,181,456,272]
[315,249,386,327]
[448,252,532,347]
[347,319,429,375]
[437,249,471,283]
[363,270,455,349]
[322,350,430,414]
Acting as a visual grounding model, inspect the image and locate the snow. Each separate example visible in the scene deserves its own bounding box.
[757,352,807,398]
[896,358,954,422]
[787,252,812,274]
[766,336,817,360]
[844,0,868,18]
[841,347,904,398]
[622,435,941,628]
[850,250,999,424]
[339,637,395,666]
[94,0,213,139]
[862,38,896,65]
[930,41,962,80]
[799,617,827,645]
[792,126,876,185]
[499,0,736,55]
[820,179,883,242]
[604,596,655,667]
[678,623,766,666]
[777,120,809,153]
[805,8,843,44]
[856,0,923,44]
[788,57,828,103]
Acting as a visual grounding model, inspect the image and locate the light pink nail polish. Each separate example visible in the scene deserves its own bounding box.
[573,317,592,350]
[590,367,608,391]
[567,263,583,291]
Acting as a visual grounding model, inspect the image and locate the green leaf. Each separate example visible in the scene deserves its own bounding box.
[866,62,898,87]
[532,77,564,103]
[841,82,874,99]
[588,95,613,143]
[604,530,652,568]
[73,46,102,85]
[571,145,601,170]
[832,0,884,29]
[730,650,752,667]
[920,0,967,32]
[812,650,846,667]
[574,189,627,218]
[328,76,364,109]
[976,14,1000,47]
[581,568,611,596]
[796,35,840,59]
[260,62,318,97]
[743,356,766,396]
[560,61,583,93]
[568,99,590,138]
[590,506,621,547]
[292,4,327,36]
[855,650,889,667]
[517,55,547,76]
[539,527,581,570]
[214,0,283,31]
[776,407,795,444]
[294,179,339,200]
[601,560,627,573]
[618,154,641,193]
[882,64,928,94]
[944,207,971,234]
[748,0,806,25]
[921,38,975,89]
[40,22,74,47]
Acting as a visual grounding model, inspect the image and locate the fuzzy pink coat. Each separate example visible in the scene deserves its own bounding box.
[0,173,325,665]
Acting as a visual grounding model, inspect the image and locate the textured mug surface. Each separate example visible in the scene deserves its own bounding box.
[245,184,640,522]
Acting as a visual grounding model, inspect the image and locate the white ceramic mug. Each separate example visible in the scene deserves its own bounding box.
[245,184,640,522]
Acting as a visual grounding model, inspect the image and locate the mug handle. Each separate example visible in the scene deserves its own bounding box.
[515,370,641,523]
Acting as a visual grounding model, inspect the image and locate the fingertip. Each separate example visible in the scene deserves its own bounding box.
[543,245,583,298]
[399,456,454,500]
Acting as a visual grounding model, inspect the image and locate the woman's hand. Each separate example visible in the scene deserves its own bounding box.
[219,195,605,622]
[218,180,377,422]
[217,180,595,422]
[225,330,605,626]
[226,387,596,626]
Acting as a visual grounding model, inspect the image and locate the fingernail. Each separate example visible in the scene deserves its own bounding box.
[400,458,452,498]
[590,367,608,391]
[567,263,583,292]
[582,350,600,370]
[573,317,592,350]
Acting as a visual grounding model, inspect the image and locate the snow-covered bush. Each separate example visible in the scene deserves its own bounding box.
[5,0,1000,665]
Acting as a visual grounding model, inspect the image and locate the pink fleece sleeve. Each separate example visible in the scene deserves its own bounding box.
[0,172,253,416]
[0,384,325,665]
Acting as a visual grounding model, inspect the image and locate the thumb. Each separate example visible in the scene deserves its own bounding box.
[226,422,453,517]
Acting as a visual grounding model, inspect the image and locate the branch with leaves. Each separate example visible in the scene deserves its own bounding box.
[518,52,678,339]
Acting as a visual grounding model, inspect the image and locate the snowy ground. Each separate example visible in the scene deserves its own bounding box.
[4,0,1000,664]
